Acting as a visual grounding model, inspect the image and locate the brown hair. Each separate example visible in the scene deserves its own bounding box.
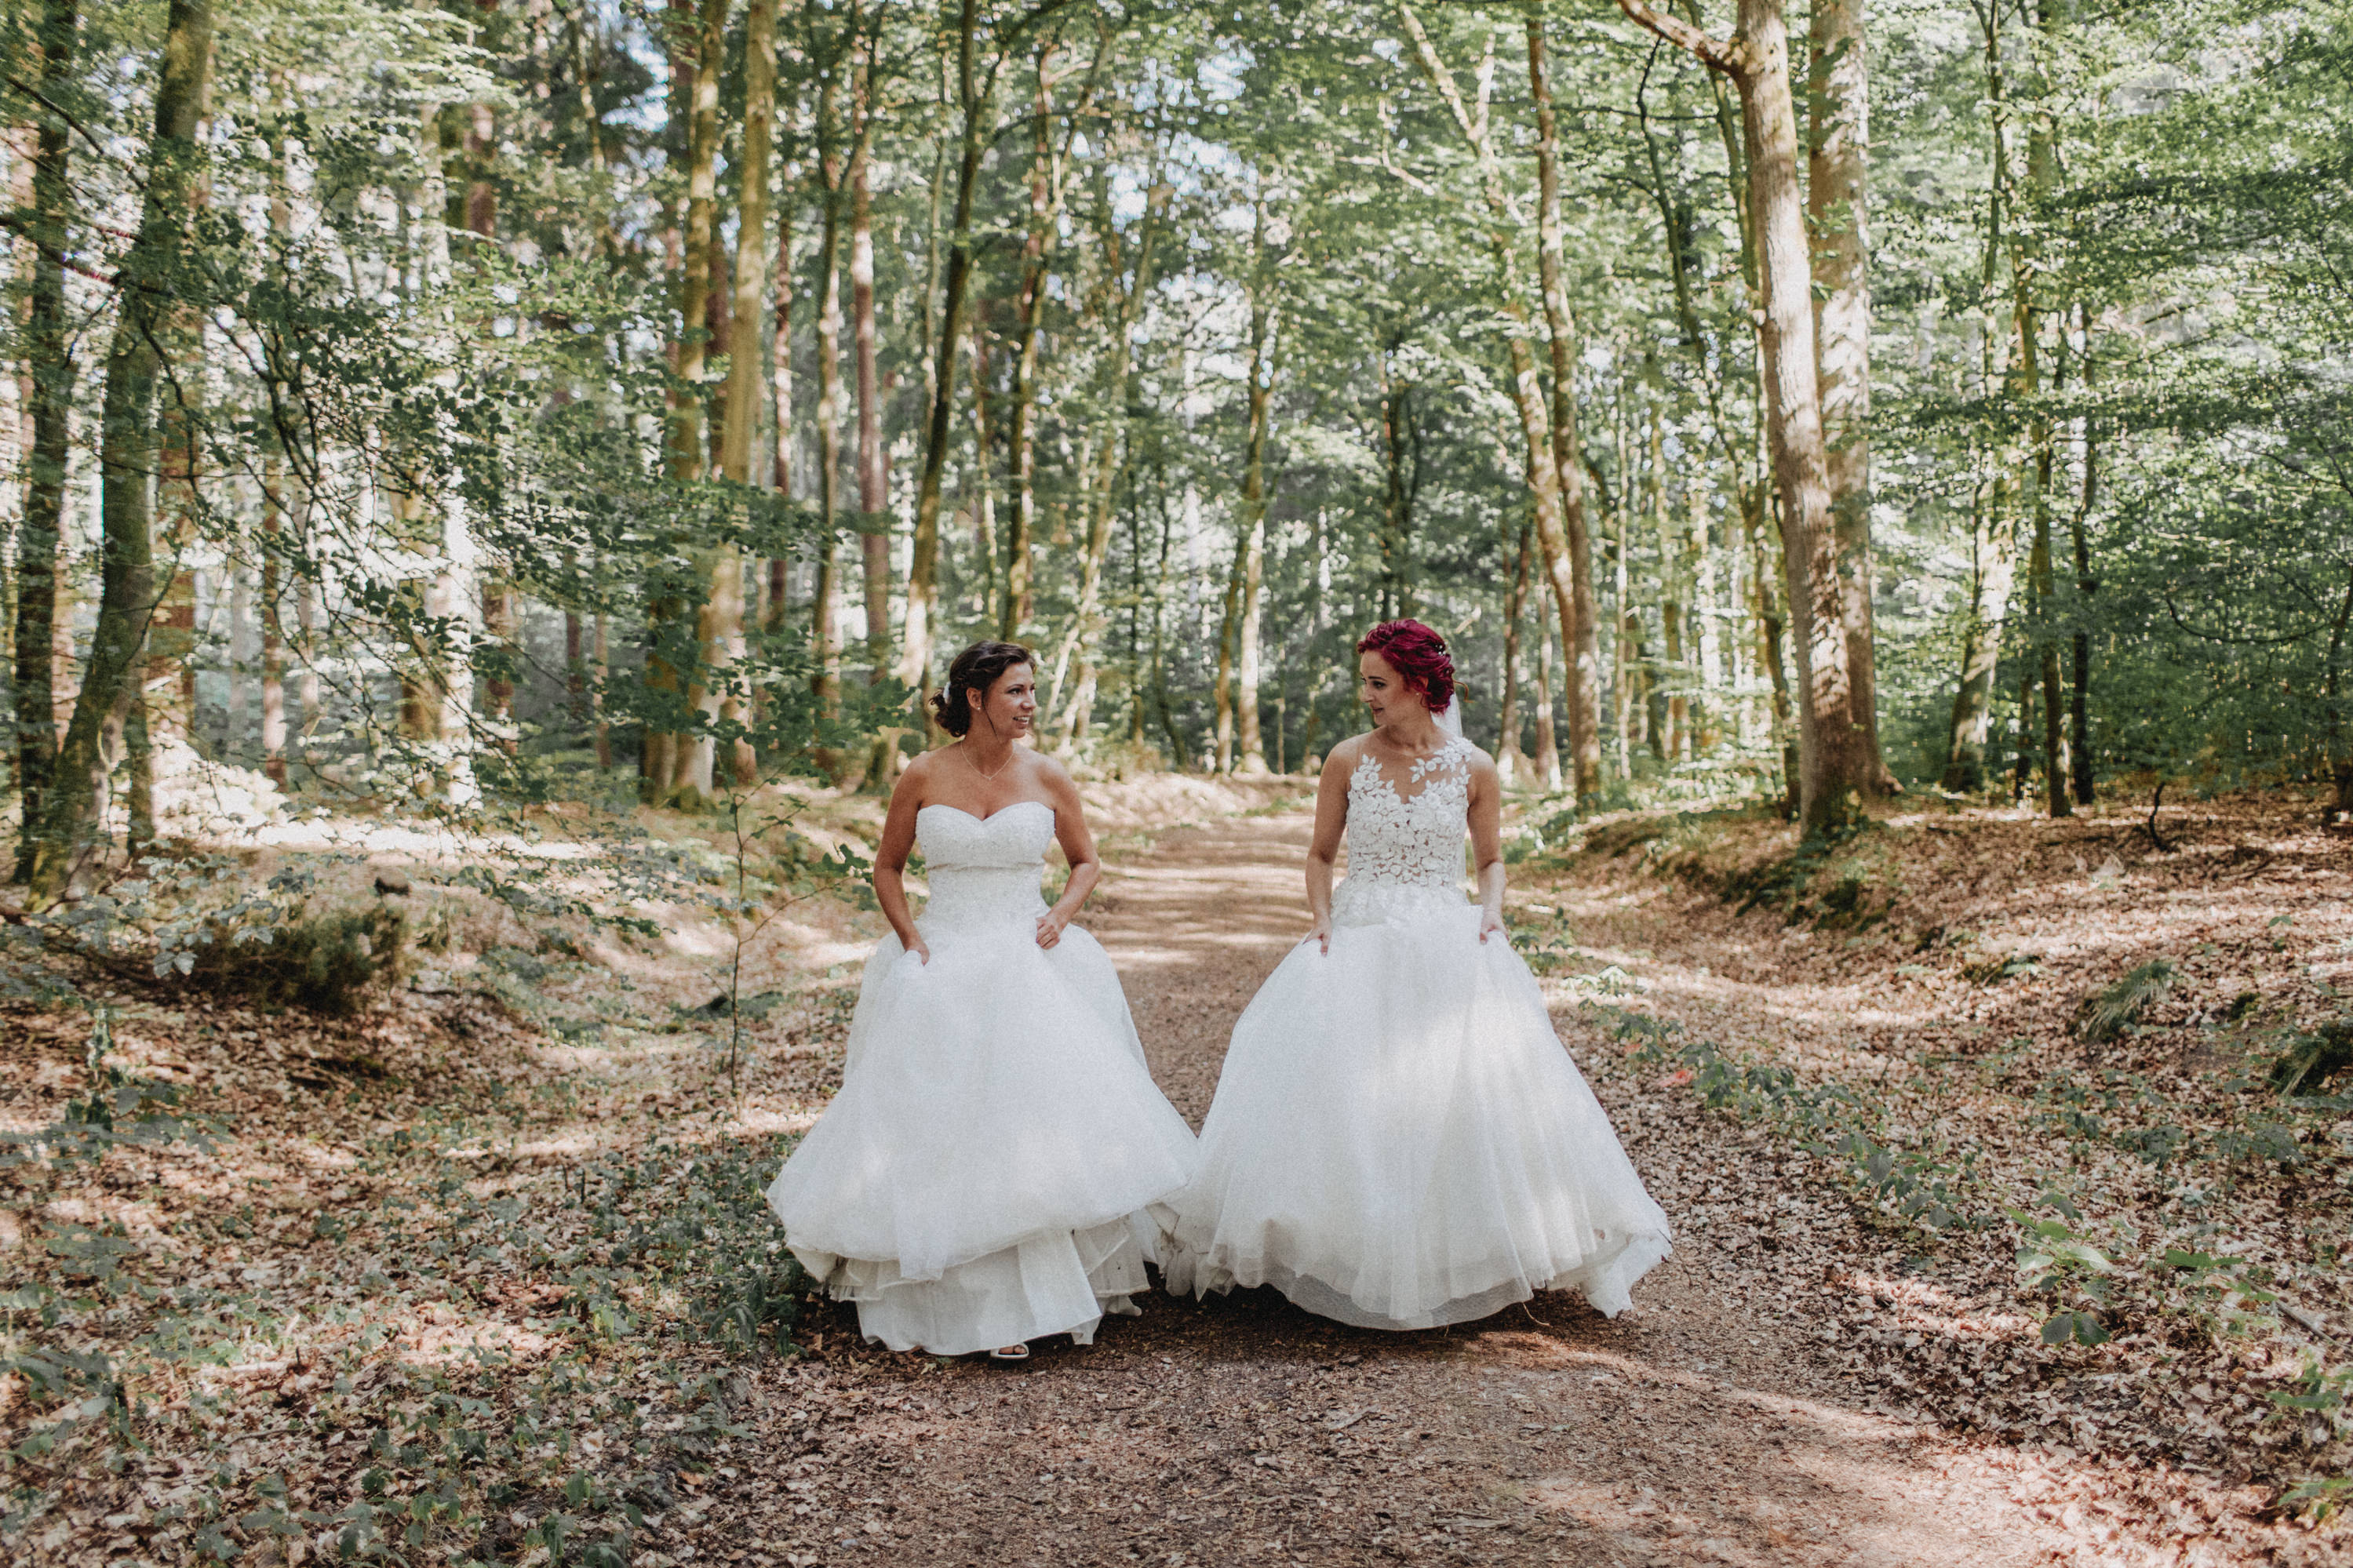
[930,641,1036,737]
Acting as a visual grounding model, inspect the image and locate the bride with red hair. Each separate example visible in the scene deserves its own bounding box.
[1159,620,1671,1330]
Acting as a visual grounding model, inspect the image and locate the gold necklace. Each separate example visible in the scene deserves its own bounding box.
[965,743,1017,781]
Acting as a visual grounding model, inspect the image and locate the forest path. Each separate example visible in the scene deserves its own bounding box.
[717,809,2183,1568]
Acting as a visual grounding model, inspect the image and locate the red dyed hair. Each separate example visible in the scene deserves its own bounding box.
[1356,619,1455,711]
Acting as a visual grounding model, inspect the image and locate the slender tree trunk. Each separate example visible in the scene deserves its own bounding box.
[1525,16,1604,800]
[1940,469,2016,792]
[2069,302,2096,804]
[11,0,75,882]
[1049,169,1167,742]
[1000,41,1062,638]
[697,0,777,796]
[1212,529,1244,774]
[1808,0,1888,792]
[643,0,726,801]
[811,50,848,734]
[27,0,215,901]
[897,0,993,718]
[1398,4,1588,802]
[1379,354,1413,616]
[850,44,891,683]
[1619,0,1864,835]
[1233,202,1278,775]
[1534,613,1562,791]
[1496,511,1533,783]
[769,150,797,605]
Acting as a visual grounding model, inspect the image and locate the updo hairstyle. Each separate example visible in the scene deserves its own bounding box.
[930,639,1036,737]
[1355,619,1456,712]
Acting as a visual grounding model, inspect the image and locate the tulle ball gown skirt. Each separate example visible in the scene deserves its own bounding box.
[1160,887,1672,1331]
[767,817,1197,1356]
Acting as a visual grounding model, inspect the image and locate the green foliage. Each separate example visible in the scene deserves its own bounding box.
[2077,959,2178,1045]
[178,904,406,1015]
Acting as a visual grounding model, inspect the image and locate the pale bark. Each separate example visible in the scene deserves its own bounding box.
[1397,3,1585,803]
[694,0,777,798]
[27,0,214,900]
[1618,0,1865,835]
[645,0,727,802]
[1808,0,1889,790]
[1232,200,1278,775]
[1524,16,1604,800]
[1939,471,2016,792]
[1044,168,1167,742]
[898,0,992,711]
[1534,613,1562,791]
[1495,511,1532,784]
[812,40,849,722]
[850,38,891,682]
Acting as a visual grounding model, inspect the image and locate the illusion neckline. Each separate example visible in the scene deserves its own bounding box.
[917,799,1055,827]
[1352,734,1470,809]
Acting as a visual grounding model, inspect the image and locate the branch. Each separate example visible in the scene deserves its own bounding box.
[1614,0,1741,76]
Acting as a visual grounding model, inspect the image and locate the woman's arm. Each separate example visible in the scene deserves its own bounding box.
[1465,749,1506,942]
[1036,760,1098,950]
[872,757,931,962]
[1303,742,1355,954]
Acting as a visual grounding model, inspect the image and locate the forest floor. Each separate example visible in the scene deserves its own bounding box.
[2,780,2349,1566]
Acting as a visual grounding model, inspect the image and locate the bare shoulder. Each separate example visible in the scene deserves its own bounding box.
[1029,748,1085,805]
[891,749,943,807]
[1459,740,1498,777]
[1322,733,1369,780]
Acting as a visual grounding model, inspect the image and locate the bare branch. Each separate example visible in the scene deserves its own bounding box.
[1615,0,1742,76]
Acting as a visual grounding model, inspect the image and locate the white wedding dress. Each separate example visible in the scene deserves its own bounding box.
[1159,736,1672,1330]
[765,802,1197,1355]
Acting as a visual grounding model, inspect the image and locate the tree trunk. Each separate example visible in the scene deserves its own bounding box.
[27,0,215,902]
[1495,511,1533,784]
[1525,16,1604,801]
[11,0,75,882]
[1233,203,1278,775]
[811,49,848,735]
[1397,3,1587,809]
[1000,40,1062,639]
[1808,0,1889,792]
[1047,169,1167,743]
[1940,470,2016,792]
[1619,0,1865,835]
[2069,301,2096,804]
[897,0,993,718]
[850,43,891,686]
[643,0,726,803]
[1379,354,1412,616]
[696,0,776,797]
[1534,612,1562,791]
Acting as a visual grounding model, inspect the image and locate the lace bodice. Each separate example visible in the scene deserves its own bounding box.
[914,802,1053,929]
[1332,736,1473,926]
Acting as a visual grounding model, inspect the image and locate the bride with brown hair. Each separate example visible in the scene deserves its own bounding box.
[766,641,1196,1361]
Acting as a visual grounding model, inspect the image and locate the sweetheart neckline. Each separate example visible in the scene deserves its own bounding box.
[917,799,1054,827]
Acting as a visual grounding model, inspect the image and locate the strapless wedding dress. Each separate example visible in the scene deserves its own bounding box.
[766,801,1197,1355]
[1159,737,1672,1330]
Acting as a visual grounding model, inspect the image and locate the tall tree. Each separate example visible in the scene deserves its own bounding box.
[1618,0,1869,835]
[1808,0,1889,791]
[1396,4,1594,802]
[26,0,216,900]
[1524,14,1604,801]
[9,0,76,882]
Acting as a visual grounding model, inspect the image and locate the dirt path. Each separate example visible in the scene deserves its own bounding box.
[703,811,2250,1568]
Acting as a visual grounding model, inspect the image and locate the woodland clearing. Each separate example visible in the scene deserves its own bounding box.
[2,781,2349,1567]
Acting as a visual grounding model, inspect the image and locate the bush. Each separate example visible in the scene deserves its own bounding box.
[182,905,406,1014]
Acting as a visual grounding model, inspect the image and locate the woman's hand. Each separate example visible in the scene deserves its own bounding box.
[1304,914,1334,955]
[1036,908,1069,950]
[1477,907,1506,945]
[905,936,932,966]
